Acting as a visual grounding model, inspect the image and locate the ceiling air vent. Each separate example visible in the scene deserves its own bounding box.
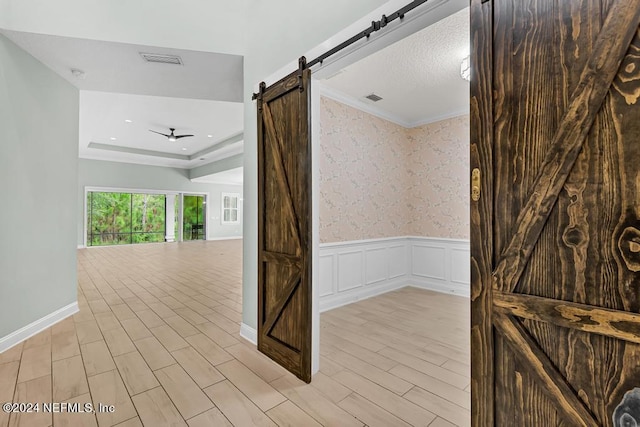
[139,52,183,65]
[365,93,383,102]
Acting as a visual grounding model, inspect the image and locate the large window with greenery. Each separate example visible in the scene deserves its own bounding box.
[183,195,205,241]
[87,192,166,246]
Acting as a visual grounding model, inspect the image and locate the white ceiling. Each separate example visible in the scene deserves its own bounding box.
[0,29,243,102]
[0,29,245,170]
[79,91,244,168]
[1,6,467,175]
[319,7,469,127]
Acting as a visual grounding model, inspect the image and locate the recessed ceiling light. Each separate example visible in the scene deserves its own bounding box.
[110,137,117,141]
[207,134,213,138]
[182,147,187,151]
[124,119,132,123]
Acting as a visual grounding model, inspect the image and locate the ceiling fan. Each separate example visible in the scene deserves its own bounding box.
[149,128,194,142]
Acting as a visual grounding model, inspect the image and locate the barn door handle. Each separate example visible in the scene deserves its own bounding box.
[472,168,481,202]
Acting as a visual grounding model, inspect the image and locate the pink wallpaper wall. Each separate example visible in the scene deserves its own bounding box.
[319,96,469,243]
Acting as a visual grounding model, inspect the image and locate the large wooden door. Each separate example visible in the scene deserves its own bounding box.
[256,58,312,383]
[471,0,640,425]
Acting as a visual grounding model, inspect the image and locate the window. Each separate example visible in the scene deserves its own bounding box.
[221,193,240,224]
[183,194,206,240]
[87,191,166,246]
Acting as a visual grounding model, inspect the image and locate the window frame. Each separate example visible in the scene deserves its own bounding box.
[221,192,240,224]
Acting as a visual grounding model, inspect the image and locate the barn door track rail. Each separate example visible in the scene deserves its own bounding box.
[252,0,431,100]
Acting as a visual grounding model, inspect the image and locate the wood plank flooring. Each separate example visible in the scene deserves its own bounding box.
[0,240,470,426]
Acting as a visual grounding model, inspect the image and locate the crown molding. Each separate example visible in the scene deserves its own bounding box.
[87,142,189,160]
[407,108,470,128]
[318,83,469,129]
[317,84,412,128]
[87,132,244,163]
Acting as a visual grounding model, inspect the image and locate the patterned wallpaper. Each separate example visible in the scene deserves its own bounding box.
[319,96,469,243]
[406,115,470,239]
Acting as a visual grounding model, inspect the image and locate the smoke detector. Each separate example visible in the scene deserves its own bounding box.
[139,53,183,65]
[70,68,86,79]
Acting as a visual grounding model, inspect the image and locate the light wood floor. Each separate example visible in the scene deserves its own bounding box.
[0,240,470,427]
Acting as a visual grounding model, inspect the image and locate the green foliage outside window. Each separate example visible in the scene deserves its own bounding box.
[183,195,205,241]
[87,192,166,246]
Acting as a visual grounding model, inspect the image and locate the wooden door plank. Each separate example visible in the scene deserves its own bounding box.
[470,0,495,425]
[261,250,302,267]
[494,291,640,345]
[492,0,640,293]
[493,313,599,426]
[263,270,302,335]
[262,102,302,252]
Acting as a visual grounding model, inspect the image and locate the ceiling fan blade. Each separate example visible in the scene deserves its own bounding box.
[174,135,194,139]
[149,129,171,137]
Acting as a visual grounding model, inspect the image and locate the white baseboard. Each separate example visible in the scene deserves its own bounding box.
[0,302,79,353]
[77,244,86,249]
[239,323,257,345]
[207,236,243,241]
[320,279,407,312]
[319,236,470,311]
[409,280,469,297]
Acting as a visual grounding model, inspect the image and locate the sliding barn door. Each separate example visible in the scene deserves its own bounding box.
[256,59,312,383]
[472,0,640,424]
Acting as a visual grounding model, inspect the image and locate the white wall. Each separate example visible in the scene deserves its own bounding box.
[78,159,243,246]
[0,34,79,340]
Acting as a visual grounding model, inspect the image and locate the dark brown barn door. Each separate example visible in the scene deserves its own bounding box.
[256,59,312,383]
[471,0,640,425]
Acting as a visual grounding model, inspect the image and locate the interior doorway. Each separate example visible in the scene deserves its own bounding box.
[253,3,470,413]
[306,0,469,376]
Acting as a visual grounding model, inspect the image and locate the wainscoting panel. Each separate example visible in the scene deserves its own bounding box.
[389,244,408,278]
[412,244,446,280]
[318,255,335,297]
[450,247,472,285]
[408,237,470,296]
[337,251,364,292]
[318,236,470,312]
[364,247,388,285]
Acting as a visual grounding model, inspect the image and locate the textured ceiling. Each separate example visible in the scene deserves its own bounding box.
[79,92,244,168]
[319,7,469,127]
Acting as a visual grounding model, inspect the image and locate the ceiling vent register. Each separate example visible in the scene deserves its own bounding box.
[365,93,383,102]
[139,53,183,65]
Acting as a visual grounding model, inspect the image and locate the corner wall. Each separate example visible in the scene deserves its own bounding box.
[78,159,243,246]
[0,34,79,342]
[317,96,470,307]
